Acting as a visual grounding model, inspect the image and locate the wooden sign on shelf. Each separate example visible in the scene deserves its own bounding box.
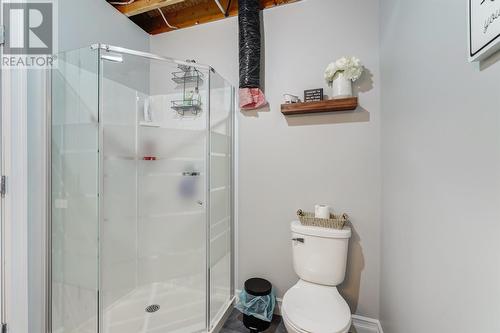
[304,88,324,103]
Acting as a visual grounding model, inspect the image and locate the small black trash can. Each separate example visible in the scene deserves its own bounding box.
[242,278,273,332]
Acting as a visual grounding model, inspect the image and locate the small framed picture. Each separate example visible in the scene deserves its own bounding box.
[304,88,323,102]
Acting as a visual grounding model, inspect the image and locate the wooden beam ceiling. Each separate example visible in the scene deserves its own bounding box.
[107,0,299,35]
[116,0,187,17]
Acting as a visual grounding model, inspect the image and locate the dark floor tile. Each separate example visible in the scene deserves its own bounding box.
[220,309,286,333]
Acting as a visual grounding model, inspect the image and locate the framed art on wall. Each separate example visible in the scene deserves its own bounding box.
[469,0,500,61]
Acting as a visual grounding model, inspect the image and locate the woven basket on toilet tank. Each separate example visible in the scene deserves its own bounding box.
[296,209,349,230]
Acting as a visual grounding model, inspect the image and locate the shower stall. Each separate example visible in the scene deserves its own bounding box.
[49,44,234,333]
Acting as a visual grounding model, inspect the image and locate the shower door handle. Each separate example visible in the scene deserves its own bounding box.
[197,200,203,206]
[183,171,200,176]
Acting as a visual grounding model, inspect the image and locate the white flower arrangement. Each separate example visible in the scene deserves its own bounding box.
[324,56,364,86]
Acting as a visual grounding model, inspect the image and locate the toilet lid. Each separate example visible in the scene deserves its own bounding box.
[282,282,351,333]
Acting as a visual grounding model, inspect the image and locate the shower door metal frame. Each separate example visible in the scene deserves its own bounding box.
[91,44,211,71]
[97,45,104,333]
[205,69,212,332]
[230,84,235,302]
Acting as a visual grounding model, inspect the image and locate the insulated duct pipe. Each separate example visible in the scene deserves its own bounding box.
[238,0,267,109]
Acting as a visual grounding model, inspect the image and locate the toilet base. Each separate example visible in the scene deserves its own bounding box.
[283,317,350,333]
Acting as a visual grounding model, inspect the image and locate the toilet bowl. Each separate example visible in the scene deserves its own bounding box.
[282,280,351,333]
[282,221,352,333]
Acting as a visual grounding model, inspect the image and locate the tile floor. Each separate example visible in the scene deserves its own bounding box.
[220,309,286,333]
[220,308,364,333]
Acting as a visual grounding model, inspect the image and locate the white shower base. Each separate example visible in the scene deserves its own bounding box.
[62,254,231,333]
[100,282,231,333]
[71,274,230,333]
[101,281,206,333]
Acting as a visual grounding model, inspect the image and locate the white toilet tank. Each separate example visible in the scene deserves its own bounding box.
[291,221,351,286]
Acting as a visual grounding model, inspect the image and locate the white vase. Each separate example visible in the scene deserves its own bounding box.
[331,73,353,99]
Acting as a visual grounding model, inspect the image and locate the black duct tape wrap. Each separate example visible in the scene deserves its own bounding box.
[239,0,261,89]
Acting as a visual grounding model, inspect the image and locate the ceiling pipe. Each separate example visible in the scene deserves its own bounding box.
[224,0,232,17]
[213,0,226,15]
[157,8,178,29]
[108,0,135,5]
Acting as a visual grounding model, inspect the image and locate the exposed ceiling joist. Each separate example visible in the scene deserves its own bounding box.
[116,0,186,17]
[144,0,234,34]
[108,0,300,35]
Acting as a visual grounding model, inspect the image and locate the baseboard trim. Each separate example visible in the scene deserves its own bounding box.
[236,290,383,333]
[274,295,282,315]
[351,315,384,333]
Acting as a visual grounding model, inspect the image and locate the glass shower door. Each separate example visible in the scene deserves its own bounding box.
[99,50,209,333]
[208,72,234,329]
[51,46,100,333]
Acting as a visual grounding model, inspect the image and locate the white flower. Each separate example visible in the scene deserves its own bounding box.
[324,62,338,84]
[324,56,364,85]
[335,57,348,70]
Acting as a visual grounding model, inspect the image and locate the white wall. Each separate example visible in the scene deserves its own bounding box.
[58,0,149,51]
[380,0,500,332]
[151,0,381,318]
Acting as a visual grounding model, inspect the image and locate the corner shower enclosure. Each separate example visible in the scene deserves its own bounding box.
[50,44,234,333]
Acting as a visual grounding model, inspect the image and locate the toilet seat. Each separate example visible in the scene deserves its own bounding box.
[282,280,351,333]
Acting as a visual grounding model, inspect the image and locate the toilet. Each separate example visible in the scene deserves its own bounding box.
[282,221,352,333]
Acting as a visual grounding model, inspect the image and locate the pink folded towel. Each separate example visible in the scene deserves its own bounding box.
[239,88,267,110]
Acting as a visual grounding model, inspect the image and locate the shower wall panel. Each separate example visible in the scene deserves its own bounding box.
[101,77,139,309]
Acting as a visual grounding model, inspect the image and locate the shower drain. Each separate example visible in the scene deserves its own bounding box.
[145,304,160,313]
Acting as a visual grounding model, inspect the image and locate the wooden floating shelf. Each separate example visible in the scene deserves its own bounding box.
[281,97,358,115]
